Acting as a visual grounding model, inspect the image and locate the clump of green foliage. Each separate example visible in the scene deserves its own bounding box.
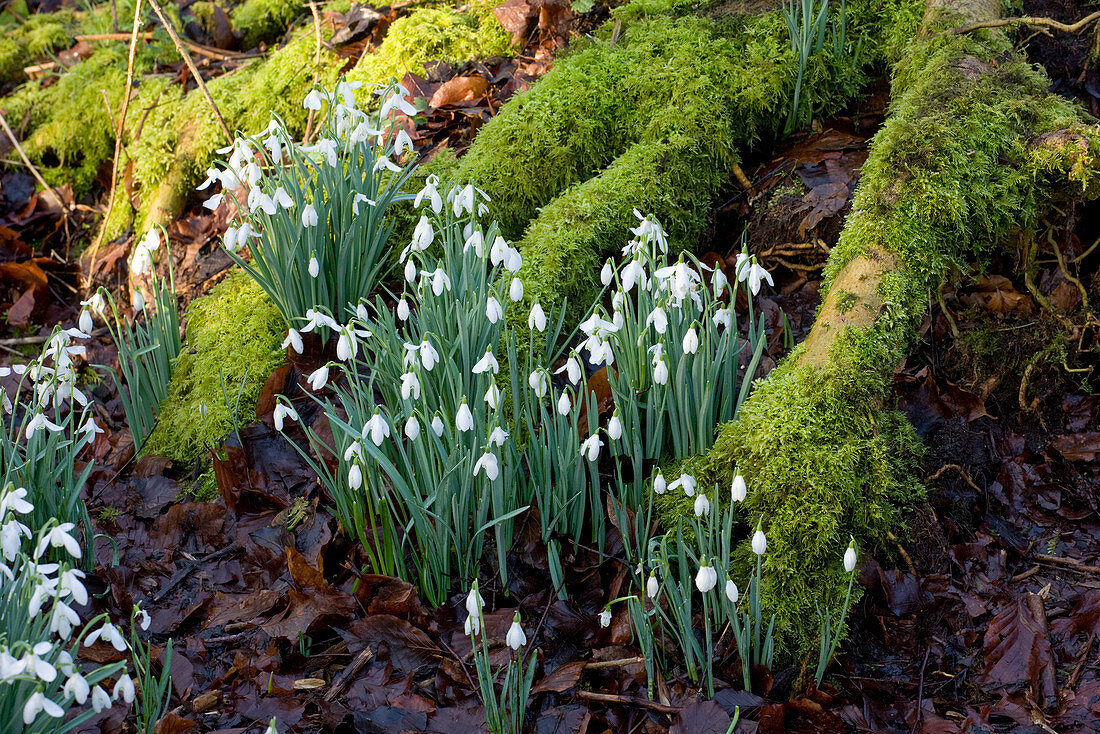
[0,9,75,82]
[231,0,303,49]
[143,271,285,464]
[347,1,513,86]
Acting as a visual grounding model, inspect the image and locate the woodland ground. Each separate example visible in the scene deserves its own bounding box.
[0,0,1099,731]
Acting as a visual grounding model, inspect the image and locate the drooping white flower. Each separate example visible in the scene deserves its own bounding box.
[452,184,476,217]
[112,674,135,703]
[621,259,647,293]
[653,472,666,495]
[652,357,669,385]
[695,563,718,593]
[131,289,145,312]
[348,464,363,490]
[282,328,304,354]
[646,574,659,598]
[580,434,603,462]
[844,540,858,574]
[1,520,30,561]
[404,416,421,441]
[463,230,485,257]
[431,415,445,436]
[394,129,415,157]
[731,474,746,503]
[64,671,91,704]
[404,259,417,283]
[410,216,434,254]
[646,306,668,335]
[336,325,361,361]
[607,413,622,441]
[380,87,417,118]
[397,298,410,321]
[400,371,421,401]
[600,260,613,286]
[0,487,33,516]
[265,718,279,734]
[682,326,699,355]
[484,383,501,409]
[505,613,527,650]
[725,578,739,603]
[302,204,319,228]
[303,89,324,110]
[301,309,340,334]
[509,277,524,302]
[694,493,710,517]
[85,621,126,652]
[202,193,224,211]
[136,606,151,631]
[485,296,503,324]
[91,685,111,712]
[752,527,767,556]
[488,426,508,447]
[415,174,443,214]
[473,451,499,481]
[456,402,474,432]
[429,268,452,296]
[50,599,80,638]
[465,581,484,635]
[307,365,330,391]
[419,340,440,371]
[669,473,696,498]
[555,353,583,386]
[23,691,63,724]
[598,609,611,628]
[528,303,546,332]
[21,642,57,681]
[527,370,549,398]
[308,255,320,278]
[273,403,298,432]
[36,523,81,559]
[274,187,295,209]
[472,350,498,375]
[363,412,390,447]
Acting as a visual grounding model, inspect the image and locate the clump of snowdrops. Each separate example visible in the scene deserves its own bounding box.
[203,80,419,334]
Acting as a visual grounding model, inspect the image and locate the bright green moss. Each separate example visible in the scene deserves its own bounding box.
[232,0,303,49]
[346,2,513,87]
[0,10,74,82]
[144,271,285,464]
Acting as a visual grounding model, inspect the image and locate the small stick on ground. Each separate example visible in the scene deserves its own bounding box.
[1026,591,1058,710]
[1033,553,1100,575]
[323,646,374,702]
[585,656,646,670]
[577,691,680,715]
[927,463,983,495]
[949,10,1100,35]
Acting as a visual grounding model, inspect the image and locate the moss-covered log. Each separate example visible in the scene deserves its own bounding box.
[689,0,1100,657]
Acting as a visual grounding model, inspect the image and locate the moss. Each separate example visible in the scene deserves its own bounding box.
[232,0,303,49]
[346,1,513,87]
[834,289,857,313]
[144,271,285,464]
[0,10,75,82]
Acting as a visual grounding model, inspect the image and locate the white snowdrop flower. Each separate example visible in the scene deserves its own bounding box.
[694,493,710,517]
[489,236,509,267]
[844,540,858,574]
[669,473,696,498]
[485,296,503,324]
[556,391,571,416]
[419,340,440,371]
[348,464,362,490]
[265,718,279,734]
[308,255,320,278]
[90,685,111,712]
[713,268,729,297]
[281,329,304,354]
[307,365,330,391]
[196,166,219,191]
[202,193,223,211]
[415,174,443,214]
[410,216,434,254]
[456,402,474,432]
[363,412,390,447]
[488,426,508,447]
[652,357,669,385]
[527,370,549,398]
[50,599,80,639]
[484,383,501,409]
[598,609,611,628]
[430,268,452,296]
[600,260,613,286]
[528,303,546,332]
[580,434,604,462]
[130,244,153,277]
[397,298,410,321]
[463,230,484,257]
[473,451,499,481]
[647,574,659,599]
[380,88,417,117]
[336,325,360,361]
[136,607,151,631]
[646,305,668,335]
[352,193,375,215]
[452,184,476,217]
[508,277,523,303]
[746,262,773,295]
[58,568,86,606]
[36,523,81,559]
[473,350,498,375]
[80,415,104,439]
[506,613,527,650]
[394,129,415,157]
[21,642,56,682]
[301,309,340,333]
[0,649,24,679]
[404,416,421,441]
[273,403,298,432]
[465,581,484,628]
[343,440,363,463]
[695,563,718,593]
[621,259,647,293]
[64,672,91,704]
[404,259,417,283]
[23,691,63,724]
[222,226,240,255]
[555,353,583,386]
[303,89,324,110]
[606,413,623,441]
[274,187,294,209]
[752,528,767,556]
[131,289,145,312]
[464,614,478,637]
[725,578,739,604]
[2,520,30,561]
[112,674,135,703]
[400,371,421,401]
[431,415,445,436]
[505,248,522,273]
[590,340,615,366]
[86,621,126,652]
[78,308,93,334]
[1,487,33,517]
[653,472,667,495]
[731,474,746,503]
[302,204,319,228]
[682,326,699,355]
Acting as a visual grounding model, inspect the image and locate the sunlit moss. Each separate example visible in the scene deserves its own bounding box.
[0,9,75,82]
[232,0,303,49]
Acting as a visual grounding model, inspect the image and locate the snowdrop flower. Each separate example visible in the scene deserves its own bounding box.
[473,451,499,481]
[343,441,363,463]
[352,193,375,215]
[282,328,304,354]
[694,493,710,517]
[653,472,667,495]
[348,464,362,490]
[202,192,223,211]
[400,371,421,401]
[415,174,443,214]
[621,259,647,292]
[273,403,298,432]
[363,412,390,447]
[598,609,611,628]
[488,426,508,447]
[556,391,571,416]
[528,369,550,398]
[303,89,324,110]
[669,473,696,497]
[590,339,615,366]
[456,401,473,432]
[404,416,421,441]
[580,434,603,462]
[265,718,279,734]
[308,254,320,279]
[555,353,583,385]
[131,289,145,312]
[752,526,767,556]
[64,672,91,704]
[410,216,434,254]
[302,204,319,228]
[78,308,94,334]
[509,277,524,302]
[646,305,668,335]
[506,613,527,650]
[196,166,219,191]
[0,486,33,516]
[484,383,500,409]
[465,581,484,635]
[36,523,81,559]
[336,325,363,361]
[485,295,503,323]
[0,649,24,679]
[629,210,668,254]
[59,567,87,606]
[731,474,746,503]
[21,642,56,681]
[600,260,613,286]
[394,129,415,157]
[397,298,410,321]
[473,350,498,375]
[1,520,30,561]
[695,562,718,593]
[91,685,111,712]
[844,539,858,574]
[419,340,440,371]
[80,415,104,439]
[463,230,484,257]
[23,691,63,724]
[274,187,294,209]
[528,303,546,332]
[489,236,509,267]
[725,578,739,603]
[647,574,659,598]
[652,357,669,385]
[113,674,135,703]
[380,87,416,117]
[682,326,699,355]
[307,365,329,391]
[452,184,475,217]
[50,599,81,638]
[301,308,340,334]
[431,414,445,436]
[136,606,151,631]
[404,259,417,283]
[429,268,452,296]
[607,412,622,441]
[86,621,126,652]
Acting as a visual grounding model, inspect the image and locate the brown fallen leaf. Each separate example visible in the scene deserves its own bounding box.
[532,660,586,694]
[430,76,490,108]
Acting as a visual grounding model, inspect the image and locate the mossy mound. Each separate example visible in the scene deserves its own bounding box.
[143,271,285,464]
[232,0,304,49]
[346,1,513,86]
[0,9,75,82]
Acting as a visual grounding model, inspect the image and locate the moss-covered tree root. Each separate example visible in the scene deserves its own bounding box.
[691,0,1100,658]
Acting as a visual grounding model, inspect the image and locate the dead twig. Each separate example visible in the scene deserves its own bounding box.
[323,646,374,702]
[1026,591,1058,710]
[584,656,647,670]
[576,690,679,715]
[927,463,983,494]
[949,10,1100,35]
[1033,553,1100,575]
[1066,633,1094,691]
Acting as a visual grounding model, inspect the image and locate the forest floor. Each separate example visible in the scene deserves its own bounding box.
[0,0,1098,732]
